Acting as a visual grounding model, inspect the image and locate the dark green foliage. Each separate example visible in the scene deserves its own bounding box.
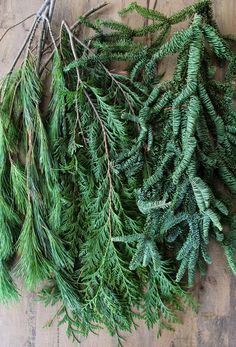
[70,0,214,87]
[114,8,236,288]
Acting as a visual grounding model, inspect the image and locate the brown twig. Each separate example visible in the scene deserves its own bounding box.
[153,0,158,11]
[40,0,57,62]
[8,0,51,74]
[70,1,108,31]
[0,13,36,44]
[8,19,38,73]
[58,21,65,58]
[36,1,51,72]
[42,15,58,50]
[48,0,56,22]
[41,1,108,57]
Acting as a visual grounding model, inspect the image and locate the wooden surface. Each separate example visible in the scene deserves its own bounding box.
[0,1,236,346]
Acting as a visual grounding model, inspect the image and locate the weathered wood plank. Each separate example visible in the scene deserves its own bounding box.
[0,0,236,346]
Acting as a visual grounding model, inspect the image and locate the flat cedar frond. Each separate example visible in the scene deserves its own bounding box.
[49,40,145,336]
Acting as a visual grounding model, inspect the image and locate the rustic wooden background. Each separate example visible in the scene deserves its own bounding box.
[0,0,236,346]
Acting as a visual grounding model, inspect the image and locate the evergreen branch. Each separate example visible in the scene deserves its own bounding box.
[83,88,113,237]
[63,33,137,114]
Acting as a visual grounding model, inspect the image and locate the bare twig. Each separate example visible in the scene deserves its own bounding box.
[9,18,39,73]
[41,0,57,58]
[62,22,80,81]
[0,13,36,44]
[43,15,58,50]
[70,1,108,31]
[9,17,38,74]
[37,2,51,72]
[58,21,65,58]
[153,0,158,11]
[43,1,108,55]
[8,0,51,74]
[48,0,56,22]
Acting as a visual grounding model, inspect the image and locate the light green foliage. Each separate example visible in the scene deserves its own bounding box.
[0,57,71,295]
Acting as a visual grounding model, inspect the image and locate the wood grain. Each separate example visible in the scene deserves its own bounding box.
[0,0,236,346]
